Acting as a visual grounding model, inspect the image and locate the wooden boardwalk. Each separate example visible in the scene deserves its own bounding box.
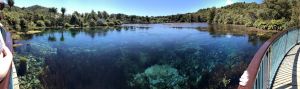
[272,45,300,89]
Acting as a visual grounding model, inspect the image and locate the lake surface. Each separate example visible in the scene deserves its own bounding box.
[14,23,269,89]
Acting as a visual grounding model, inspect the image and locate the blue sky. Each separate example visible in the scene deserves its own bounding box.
[14,0,262,16]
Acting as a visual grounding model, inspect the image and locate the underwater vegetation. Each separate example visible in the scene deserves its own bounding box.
[130,65,188,89]
[14,54,44,89]
[13,24,270,89]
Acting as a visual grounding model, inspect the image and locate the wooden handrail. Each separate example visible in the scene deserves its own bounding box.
[238,29,291,89]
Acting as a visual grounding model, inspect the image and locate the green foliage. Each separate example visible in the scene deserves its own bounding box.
[2,0,299,31]
[89,19,97,27]
[70,14,80,26]
[208,7,216,24]
[14,55,44,89]
[263,0,291,20]
[7,0,14,8]
[254,18,287,30]
[36,20,45,27]
[44,20,51,27]
[18,56,28,76]
[107,22,115,26]
[19,18,27,29]
[64,23,72,27]
[130,65,187,89]
[183,1,297,30]
[48,7,57,14]
[61,7,66,16]
[97,19,107,26]
[28,21,36,29]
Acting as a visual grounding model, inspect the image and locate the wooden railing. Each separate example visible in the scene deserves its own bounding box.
[238,28,300,89]
[0,31,14,89]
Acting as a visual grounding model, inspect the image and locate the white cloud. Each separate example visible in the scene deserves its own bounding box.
[226,0,234,5]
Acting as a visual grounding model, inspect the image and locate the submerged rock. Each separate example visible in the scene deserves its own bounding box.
[130,65,187,89]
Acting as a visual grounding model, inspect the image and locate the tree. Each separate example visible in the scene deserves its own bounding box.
[97,11,103,18]
[146,16,150,23]
[208,7,216,24]
[61,7,66,17]
[48,8,57,14]
[48,7,57,26]
[70,14,79,25]
[7,0,14,8]
[89,19,96,27]
[288,0,300,27]
[90,10,98,20]
[102,11,109,19]
[263,0,291,20]
[20,18,27,30]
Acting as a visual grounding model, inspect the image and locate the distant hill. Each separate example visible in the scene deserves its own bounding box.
[26,5,49,13]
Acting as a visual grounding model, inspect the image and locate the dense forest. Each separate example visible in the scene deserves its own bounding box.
[1,0,300,32]
[161,0,300,30]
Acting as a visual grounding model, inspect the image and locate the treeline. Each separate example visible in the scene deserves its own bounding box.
[2,0,300,31]
[205,0,299,30]
[161,0,300,30]
[1,5,158,32]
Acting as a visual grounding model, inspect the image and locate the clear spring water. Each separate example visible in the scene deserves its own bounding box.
[14,23,268,89]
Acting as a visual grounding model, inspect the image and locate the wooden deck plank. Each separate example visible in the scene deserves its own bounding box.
[272,45,300,89]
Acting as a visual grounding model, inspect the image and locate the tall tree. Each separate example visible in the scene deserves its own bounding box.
[60,7,66,27]
[61,7,66,17]
[90,10,98,20]
[208,7,216,24]
[97,11,103,18]
[48,7,57,26]
[102,11,109,19]
[7,0,14,8]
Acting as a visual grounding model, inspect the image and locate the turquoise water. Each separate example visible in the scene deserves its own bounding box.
[14,23,267,89]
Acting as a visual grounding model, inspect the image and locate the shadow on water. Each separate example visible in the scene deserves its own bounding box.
[14,23,271,89]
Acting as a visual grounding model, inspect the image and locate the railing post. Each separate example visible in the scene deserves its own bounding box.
[297,29,300,44]
[285,31,288,53]
[267,45,272,88]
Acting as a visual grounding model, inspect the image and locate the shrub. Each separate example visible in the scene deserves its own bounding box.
[44,20,52,27]
[64,23,72,28]
[113,20,122,25]
[268,19,287,30]
[97,19,107,26]
[18,57,28,76]
[107,22,115,26]
[224,14,233,24]
[245,21,254,27]
[89,20,97,27]
[27,21,36,29]
[83,22,89,27]
[36,20,45,27]
[253,19,267,29]
[19,18,27,29]
[14,24,21,30]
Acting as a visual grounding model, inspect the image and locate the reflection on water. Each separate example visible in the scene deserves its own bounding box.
[14,23,269,89]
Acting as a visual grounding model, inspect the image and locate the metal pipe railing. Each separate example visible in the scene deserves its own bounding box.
[238,28,300,89]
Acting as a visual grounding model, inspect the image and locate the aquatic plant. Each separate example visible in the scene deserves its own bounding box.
[14,54,44,89]
[17,56,27,76]
[222,75,231,87]
[130,65,188,89]
[13,26,269,89]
